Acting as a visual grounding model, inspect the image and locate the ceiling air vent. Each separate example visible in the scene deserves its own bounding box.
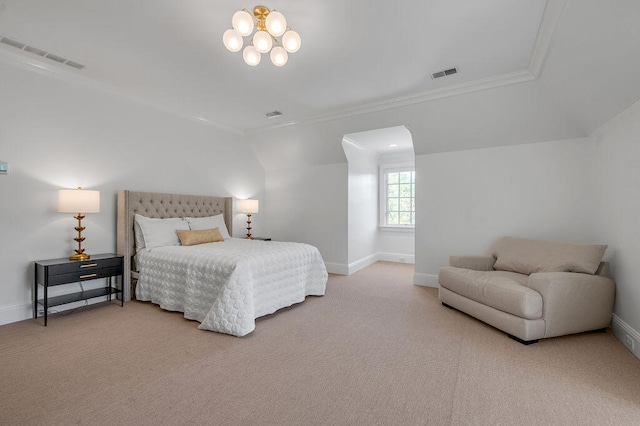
[265,111,283,119]
[431,67,458,79]
[0,35,86,70]
[64,60,85,70]
[45,53,66,64]
[0,36,25,49]
[23,45,47,56]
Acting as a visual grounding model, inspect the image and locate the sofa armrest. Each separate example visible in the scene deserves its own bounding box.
[449,256,496,271]
[527,272,615,338]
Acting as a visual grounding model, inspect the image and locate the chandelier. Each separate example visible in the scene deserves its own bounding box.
[222,6,301,67]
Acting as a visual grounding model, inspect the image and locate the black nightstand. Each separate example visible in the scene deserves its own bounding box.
[252,237,272,241]
[34,253,124,326]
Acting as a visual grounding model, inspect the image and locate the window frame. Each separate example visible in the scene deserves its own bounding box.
[379,163,415,230]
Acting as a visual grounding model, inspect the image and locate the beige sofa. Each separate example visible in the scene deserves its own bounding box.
[438,237,616,344]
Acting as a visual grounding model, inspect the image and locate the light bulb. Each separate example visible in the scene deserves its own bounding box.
[253,30,273,54]
[282,30,301,53]
[243,46,261,66]
[265,11,287,37]
[232,10,254,37]
[270,46,288,66]
[222,29,243,52]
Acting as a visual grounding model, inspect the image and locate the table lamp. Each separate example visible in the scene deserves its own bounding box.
[57,187,100,261]
[238,199,259,239]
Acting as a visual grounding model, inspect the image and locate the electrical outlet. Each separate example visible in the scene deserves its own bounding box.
[624,334,635,351]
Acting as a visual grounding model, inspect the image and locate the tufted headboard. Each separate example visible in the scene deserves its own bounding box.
[116,190,233,301]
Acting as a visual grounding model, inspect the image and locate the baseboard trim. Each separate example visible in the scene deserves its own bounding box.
[325,262,349,275]
[611,314,640,361]
[347,254,379,275]
[0,296,115,327]
[413,273,439,288]
[377,253,415,264]
[345,252,416,275]
[0,302,32,326]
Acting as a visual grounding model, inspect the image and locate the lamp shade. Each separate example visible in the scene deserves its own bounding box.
[253,30,273,53]
[282,30,301,53]
[270,46,288,66]
[232,10,254,36]
[223,29,243,52]
[238,199,259,214]
[243,45,261,66]
[57,188,100,213]
[265,11,287,37]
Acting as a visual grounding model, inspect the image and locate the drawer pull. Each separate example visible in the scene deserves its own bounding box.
[79,273,97,279]
[80,263,98,268]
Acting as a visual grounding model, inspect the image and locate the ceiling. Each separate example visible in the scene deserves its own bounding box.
[345,126,414,154]
[0,0,551,134]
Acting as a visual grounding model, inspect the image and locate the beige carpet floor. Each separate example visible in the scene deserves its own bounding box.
[1,261,640,425]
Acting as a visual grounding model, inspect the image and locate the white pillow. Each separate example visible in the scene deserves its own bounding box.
[185,214,230,239]
[133,220,146,250]
[134,214,190,250]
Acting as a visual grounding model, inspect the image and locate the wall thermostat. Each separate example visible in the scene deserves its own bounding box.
[0,162,9,174]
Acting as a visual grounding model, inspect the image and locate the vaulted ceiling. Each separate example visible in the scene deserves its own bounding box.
[0,0,549,131]
[1,0,639,152]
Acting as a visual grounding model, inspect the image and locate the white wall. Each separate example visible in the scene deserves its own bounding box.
[342,139,378,271]
[591,98,640,358]
[248,77,581,278]
[264,163,348,273]
[0,61,265,325]
[414,138,597,286]
[377,230,414,262]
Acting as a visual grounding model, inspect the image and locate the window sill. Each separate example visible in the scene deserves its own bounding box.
[378,226,415,233]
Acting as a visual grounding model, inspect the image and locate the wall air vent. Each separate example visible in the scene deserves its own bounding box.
[431,67,458,79]
[0,35,85,70]
[265,111,283,119]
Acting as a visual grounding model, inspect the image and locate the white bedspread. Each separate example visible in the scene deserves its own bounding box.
[135,238,328,336]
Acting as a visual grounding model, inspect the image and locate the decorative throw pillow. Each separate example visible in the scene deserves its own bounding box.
[134,214,190,250]
[184,214,230,239]
[176,228,224,246]
[491,236,607,275]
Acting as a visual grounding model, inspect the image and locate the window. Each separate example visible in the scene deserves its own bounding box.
[380,166,415,227]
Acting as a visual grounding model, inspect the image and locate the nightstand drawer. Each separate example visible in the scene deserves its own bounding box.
[47,257,122,276]
[47,265,123,286]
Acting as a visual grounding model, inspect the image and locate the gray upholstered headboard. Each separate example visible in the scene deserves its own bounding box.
[117,190,233,301]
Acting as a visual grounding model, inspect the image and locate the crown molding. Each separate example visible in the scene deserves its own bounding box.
[341,136,377,154]
[247,69,537,134]
[529,0,569,78]
[246,0,567,135]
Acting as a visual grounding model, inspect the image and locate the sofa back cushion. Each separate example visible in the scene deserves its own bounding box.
[490,236,607,275]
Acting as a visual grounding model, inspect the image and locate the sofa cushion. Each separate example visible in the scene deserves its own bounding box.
[439,267,542,319]
[490,236,607,275]
[449,255,496,271]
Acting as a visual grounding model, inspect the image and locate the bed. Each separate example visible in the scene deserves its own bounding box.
[116,190,328,336]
